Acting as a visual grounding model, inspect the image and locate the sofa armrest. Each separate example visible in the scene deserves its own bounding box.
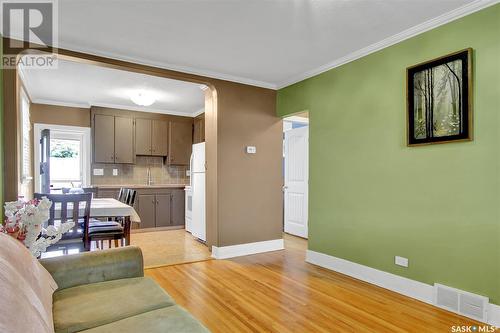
[39,246,144,290]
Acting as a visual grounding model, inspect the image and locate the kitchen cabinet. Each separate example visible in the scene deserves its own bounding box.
[93,114,134,163]
[94,115,115,163]
[135,118,151,155]
[135,119,168,156]
[137,194,156,229]
[168,121,192,165]
[135,188,185,229]
[96,188,120,199]
[152,120,168,156]
[193,113,205,144]
[171,189,185,226]
[154,194,172,227]
[95,186,185,229]
[114,116,134,163]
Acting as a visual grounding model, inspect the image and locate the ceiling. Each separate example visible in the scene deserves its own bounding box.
[52,0,489,89]
[9,0,496,89]
[20,58,205,116]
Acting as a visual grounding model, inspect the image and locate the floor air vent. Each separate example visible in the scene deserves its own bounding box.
[434,283,488,322]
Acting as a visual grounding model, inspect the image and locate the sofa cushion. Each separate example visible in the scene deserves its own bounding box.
[0,233,58,333]
[53,276,175,333]
[81,306,209,333]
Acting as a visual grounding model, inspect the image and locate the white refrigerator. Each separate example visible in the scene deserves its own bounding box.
[190,142,206,242]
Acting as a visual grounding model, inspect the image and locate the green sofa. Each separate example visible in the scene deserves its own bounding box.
[40,246,209,333]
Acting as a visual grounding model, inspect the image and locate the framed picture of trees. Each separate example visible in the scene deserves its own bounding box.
[406,48,472,146]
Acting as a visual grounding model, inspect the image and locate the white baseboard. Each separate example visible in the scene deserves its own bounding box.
[489,303,500,327]
[212,239,284,259]
[306,250,500,326]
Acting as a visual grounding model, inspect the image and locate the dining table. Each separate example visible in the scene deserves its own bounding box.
[53,197,141,246]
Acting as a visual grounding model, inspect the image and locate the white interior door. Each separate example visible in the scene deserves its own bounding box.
[284,126,309,238]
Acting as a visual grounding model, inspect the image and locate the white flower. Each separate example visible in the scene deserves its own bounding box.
[2,198,74,257]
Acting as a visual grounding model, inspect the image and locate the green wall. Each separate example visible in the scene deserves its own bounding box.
[277,5,500,304]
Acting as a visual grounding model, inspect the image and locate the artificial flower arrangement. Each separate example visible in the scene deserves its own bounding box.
[1,197,75,257]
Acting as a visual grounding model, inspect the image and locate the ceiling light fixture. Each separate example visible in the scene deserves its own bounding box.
[130,90,156,106]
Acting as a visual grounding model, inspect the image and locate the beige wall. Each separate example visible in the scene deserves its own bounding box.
[30,103,91,127]
[215,82,283,246]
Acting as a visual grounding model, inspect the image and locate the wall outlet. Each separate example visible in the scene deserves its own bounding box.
[246,146,256,154]
[93,168,104,176]
[112,169,118,176]
[395,256,409,268]
[186,170,190,177]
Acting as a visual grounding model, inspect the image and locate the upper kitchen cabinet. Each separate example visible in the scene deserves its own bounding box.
[193,113,205,144]
[94,114,115,163]
[135,118,152,155]
[152,120,168,156]
[168,121,192,165]
[135,118,168,156]
[114,116,134,163]
[93,114,134,164]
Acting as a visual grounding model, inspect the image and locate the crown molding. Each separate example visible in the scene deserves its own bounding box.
[31,98,198,117]
[31,99,91,109]
[193,108,205,117]
[11,0,497,92]
[55,42,278,90]
[276,0,500,89]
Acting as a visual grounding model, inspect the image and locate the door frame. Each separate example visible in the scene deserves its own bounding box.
[283,115,309,239]
[33,123,91,193]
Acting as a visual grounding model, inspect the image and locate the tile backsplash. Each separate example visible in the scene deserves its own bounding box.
[91,156,189,186]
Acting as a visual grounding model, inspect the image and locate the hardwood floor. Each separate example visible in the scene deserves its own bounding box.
[90,229,211,268]
[146,234,486,332]
[131,229,211,268]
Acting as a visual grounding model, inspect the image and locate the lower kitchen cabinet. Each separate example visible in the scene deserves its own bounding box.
[155,194,172,227]
[96,186,185,229]
[96,189,120,199]
[171,189,185,226]
[137,194,156,229]
[136,188,185,229]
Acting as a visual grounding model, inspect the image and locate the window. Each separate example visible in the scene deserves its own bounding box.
[50,132,84,189]
[34,124,91,193]
[20,88,31,183]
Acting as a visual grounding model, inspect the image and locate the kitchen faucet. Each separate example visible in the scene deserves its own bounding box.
[147,167,153,185]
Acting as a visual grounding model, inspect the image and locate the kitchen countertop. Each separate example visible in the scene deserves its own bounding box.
[92,184,189,189]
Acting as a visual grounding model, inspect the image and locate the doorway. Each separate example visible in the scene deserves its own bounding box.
[283,113,309,239]
[33,124,92,193]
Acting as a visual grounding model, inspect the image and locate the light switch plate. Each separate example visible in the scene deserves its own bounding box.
[93,168,104,176]
[112,169,118,176]
[246,146,256,154]
[186,170,190,177]
[395,256,409,268]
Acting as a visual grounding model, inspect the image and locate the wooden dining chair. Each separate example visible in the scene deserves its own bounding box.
[93,188,136,249]
[125,189,137,207]
[91,188,132,249]
[34,192,92,251]
[89,219,126,249]
[118,188,128,203]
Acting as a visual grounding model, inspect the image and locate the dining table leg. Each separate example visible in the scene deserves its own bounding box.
[124,216,131,246]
